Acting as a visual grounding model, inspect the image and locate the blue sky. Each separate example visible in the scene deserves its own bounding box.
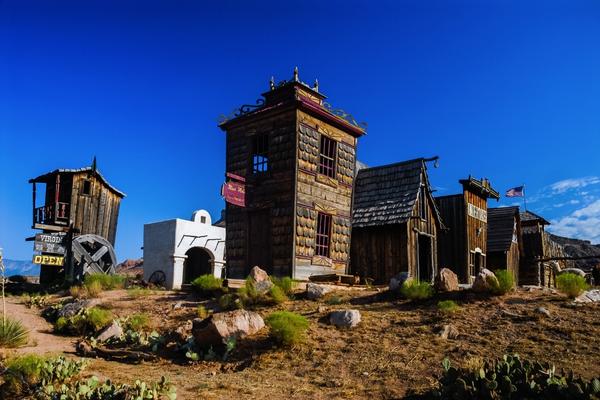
[1,0,600,264]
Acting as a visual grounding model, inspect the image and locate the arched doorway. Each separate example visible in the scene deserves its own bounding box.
[183,247,213,284]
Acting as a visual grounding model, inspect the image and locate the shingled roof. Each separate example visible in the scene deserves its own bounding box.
[352,158,444,228]
[520,210,550,225]
[487,206,520,252]
[29,166,126,197]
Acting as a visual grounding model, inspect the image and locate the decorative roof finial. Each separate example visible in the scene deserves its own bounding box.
[293,66,299,82]
[91,156,97,173]
[313,78,319,92]
[269,76,275,90]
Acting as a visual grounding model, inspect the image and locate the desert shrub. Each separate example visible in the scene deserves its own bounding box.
[490,269,514,295]
[400,280,434,300]
[557,273,589,299]
[426,354,600,399]
[127,287,154,298]
[54,307,113,335]
[22,293,50,308]
[271,276,296,296]
[69,285,86,299]
[265,311,309,347]
[268,285,288,304]
[218,293,242,311]
[237,278,261,306]
[192,274,225,297]
[0,317,29,348]
[86,307,113,331]
[126,313,150,331]
[85,280,103,297]
[2,355,86,396]
[84,273,125,291]
[196,305,209,319]
[437,300,460,315]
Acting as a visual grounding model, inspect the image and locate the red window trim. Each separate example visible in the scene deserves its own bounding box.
[316,212,332,257]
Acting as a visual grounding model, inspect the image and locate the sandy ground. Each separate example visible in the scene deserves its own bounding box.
[3,297,76,356]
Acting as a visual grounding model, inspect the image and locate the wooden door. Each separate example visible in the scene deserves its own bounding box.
[248,209,272,274]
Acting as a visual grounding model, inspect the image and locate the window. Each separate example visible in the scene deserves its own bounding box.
[315,212,332,257]
[200,216,206,223]
[251,134,269,173]
[318,135,337,178]
[82,180,92,195]
[419,186,427,219]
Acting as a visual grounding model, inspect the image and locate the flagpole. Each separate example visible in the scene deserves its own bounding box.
[523,183,527,211]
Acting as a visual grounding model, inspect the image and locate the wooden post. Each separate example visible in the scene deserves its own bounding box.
[55,174,61,223]
[32,182,37,226]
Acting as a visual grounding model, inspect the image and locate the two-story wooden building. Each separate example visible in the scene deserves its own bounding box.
[435,177,499,283]
[218,69,366,279]
[350,158,444,284]
[29,160,125,284]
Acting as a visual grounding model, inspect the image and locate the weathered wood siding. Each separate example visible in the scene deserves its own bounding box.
[350,224,408,284]
[435,194,467,279]
[351,173,438,284]
[294,110,356,279]
[69,173,122,245]
[224,110,297,278]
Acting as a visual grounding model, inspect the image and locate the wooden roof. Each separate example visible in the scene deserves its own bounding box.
[487,206,520,252]
[352,158,444,228]
[520,210,550,225]
[459,176,500,199]
[29,167,126,197]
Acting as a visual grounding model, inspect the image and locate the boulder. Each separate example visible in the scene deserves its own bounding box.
[248,266,273,293]
[329,310,361,328]
[57,300,91,318]
[306,283,333,300]
[534,307,551,318]
[192,309,264,347]
[96,320,123,342]
[389,272,411,291]
[435,268,459,292]
[437,324,459,339]
[574,289,600,303]
[472,269,499,293]
[560,268,586,277]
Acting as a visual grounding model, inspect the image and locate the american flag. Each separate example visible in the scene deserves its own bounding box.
[505,185,524,197]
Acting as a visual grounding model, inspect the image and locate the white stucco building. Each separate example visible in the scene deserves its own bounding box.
[143,210,226,290]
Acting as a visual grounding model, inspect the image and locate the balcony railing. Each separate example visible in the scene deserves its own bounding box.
[33,202,70,226]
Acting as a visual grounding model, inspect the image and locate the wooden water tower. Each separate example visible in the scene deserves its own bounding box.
[28,158,125,284]
[219,68,366,279]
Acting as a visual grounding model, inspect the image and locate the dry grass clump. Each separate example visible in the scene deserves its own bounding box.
[265,311,309,347]
[557,273,589,299]
[0,317,29,348]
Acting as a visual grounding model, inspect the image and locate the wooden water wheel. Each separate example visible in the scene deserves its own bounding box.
[72,234,117,279]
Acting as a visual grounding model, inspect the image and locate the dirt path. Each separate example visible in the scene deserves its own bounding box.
[5,297,76,355]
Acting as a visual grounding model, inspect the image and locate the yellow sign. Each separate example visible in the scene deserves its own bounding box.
[32,255,65,266]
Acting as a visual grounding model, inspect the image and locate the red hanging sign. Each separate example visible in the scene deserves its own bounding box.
[222,173,246,207]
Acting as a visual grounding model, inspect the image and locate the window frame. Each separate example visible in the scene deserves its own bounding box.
[81,179,92,196]
[315,212,333,258]
[318,134,337,179]
[251,134,270,174]
[419,185,427,220]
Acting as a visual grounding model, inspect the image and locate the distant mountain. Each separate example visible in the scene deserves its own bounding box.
[1,259,39,277]
[548,234,600,271]
[116,258,143,276]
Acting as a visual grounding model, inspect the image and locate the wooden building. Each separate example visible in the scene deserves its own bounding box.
[487,206,522,284]
[435,177,499,283]
[520,210,567,287]
[29,160,125,283]
[350,158,444,284]
[218,69,366,279]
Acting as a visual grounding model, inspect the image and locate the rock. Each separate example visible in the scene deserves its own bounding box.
[560,268,586,277]
[57,300,91,318]
[329,310,361,328]
[437,324,459,339]
[317,305,328,313]
[170,320,193,343]
[306,283,332,300]
[96,320,123,342]
[192,309,264,347]
[472,269,499,293]
[534,307,551,317]
[389,272,411,291]
[248,266,273,293]
[76,341,97,357]
[435,268,459,292]
[574,289,600,303]
[173,301,183,310]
